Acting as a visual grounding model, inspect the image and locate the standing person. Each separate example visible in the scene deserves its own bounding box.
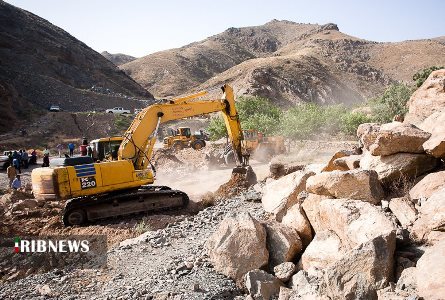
[43,147,50,157]
[80,138,88,156]
[68,142,75,157]
[30,149,37,165]
[42,153,50,167]
[7,164,17,187]
[11,175,21,190]
[13,158,21,174]
[87,145,93,157]
[56,144,64,157]
[21,149,29,169]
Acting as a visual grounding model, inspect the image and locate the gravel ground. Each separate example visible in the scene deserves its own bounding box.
[0,192,266,300]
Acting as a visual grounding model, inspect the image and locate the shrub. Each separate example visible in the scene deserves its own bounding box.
[413,66,444,87]
[368,83,412,123]
[340,111,373,135]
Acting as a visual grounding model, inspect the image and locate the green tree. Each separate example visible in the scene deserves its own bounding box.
[206,96,282,140]
[413,66,444,87]
[340,111,373,135]
[368,83,412,123]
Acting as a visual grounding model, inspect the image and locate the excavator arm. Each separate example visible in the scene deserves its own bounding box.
[119,84,246,170]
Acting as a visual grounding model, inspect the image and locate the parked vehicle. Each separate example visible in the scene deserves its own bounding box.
[49,105,61,112]
[0,154,9,169]
[105,107,130,114]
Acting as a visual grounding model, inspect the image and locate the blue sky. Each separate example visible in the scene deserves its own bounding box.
[5,0,445,57]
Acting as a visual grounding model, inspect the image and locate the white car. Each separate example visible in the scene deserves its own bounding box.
[49,105,60,112]
[105,107,130,114]
[0,154,9,169]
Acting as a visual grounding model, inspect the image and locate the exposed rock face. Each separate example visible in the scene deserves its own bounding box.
[333,155,361,170]
[416,238,445,299]
[360,151,438,185]
[244,269,283,300]
[368,122,431,156]
[423,132,445,158]
[207,212,268,283]
[412,188,445,242]
[298,231,342,276]
[101,51,136,66]
[306,170,384,205]
[409,170,445,202]
[405,69,445,126]
[301,193,329,233]
[324,232,396,300]
[318,199,397,248]
[264,222,302,268]
[261,170,314,221]
[273,262,296,282]
[0,1,153,132]
[281,204,312,247]
[357,123,381,150]
[388,197,417,227]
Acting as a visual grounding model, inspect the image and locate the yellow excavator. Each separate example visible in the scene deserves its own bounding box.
[31,85,251,226]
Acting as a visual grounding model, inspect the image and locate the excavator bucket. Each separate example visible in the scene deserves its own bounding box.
[232,165,257,186]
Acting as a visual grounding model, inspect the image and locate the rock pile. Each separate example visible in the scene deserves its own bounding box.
[206,70,445,299]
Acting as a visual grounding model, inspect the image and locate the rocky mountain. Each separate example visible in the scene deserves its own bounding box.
[0,1,153,133]
[121,20,445,105]
[101,51,136,66]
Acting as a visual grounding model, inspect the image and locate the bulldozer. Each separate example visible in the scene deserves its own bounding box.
[162,127,207,151]
[31,84,253,226]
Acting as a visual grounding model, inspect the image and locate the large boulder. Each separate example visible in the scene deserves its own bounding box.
[423,132,445,158]
[306,170,384,205]
[360,151,438,185]
[288,271,329,299]
[416,238,445,299]
[244,269,283,300]
[357,123,381,150]
[322,150,357,172]
[301,193,329,233]
[388,197,418,228]
[269,162,304,180]
[411,188,445,242]
[297,230,342,276]
[368,122,431,156]
[264,222,302,268]
[333,155,361,170]
[207,212,268,283]
[409,170,445,202]
[262,170,314,221]
[281,204,312,247]
[404,69,445,126]
[418,108,445,134]
[324,232,396,300]
[319,198,397,249]
[273,262,296,282]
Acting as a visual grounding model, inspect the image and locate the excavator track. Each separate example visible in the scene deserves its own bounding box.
[62,186,189,226]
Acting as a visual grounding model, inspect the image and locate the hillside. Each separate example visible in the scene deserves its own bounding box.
[101,51,136,66]
[0,1,153,133]
[122,20,445,105]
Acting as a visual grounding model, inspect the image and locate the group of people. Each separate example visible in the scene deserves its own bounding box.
[56,138,95,159]
[5,149,35,190]
[4,138,98,190]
